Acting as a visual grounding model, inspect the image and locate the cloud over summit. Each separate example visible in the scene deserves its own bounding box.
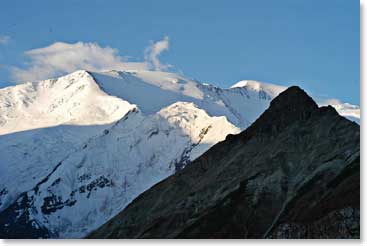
[11,37,171,82]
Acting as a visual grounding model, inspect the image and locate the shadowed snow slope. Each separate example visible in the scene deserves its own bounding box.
[0,102,239,238]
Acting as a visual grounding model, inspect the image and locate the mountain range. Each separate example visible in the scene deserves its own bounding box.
[0,70,360,238]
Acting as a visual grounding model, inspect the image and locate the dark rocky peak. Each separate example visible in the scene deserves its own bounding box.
[268,86,318,114]
[235,86,319,142]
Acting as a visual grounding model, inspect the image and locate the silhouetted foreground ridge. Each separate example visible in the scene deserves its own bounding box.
[89,86,360,239]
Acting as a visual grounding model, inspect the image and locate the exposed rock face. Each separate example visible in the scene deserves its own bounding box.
[89,86,360,239]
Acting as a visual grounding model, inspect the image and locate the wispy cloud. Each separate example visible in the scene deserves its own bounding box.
[11,37,171,82]
[0,35,10,45]
[145,36,171,71]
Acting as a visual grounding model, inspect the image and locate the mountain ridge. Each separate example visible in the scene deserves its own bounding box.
[88,86,359,239]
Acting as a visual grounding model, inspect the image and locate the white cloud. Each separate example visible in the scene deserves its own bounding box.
[145,36,171,71]
[0,35,10,45]
[11,37,171,82]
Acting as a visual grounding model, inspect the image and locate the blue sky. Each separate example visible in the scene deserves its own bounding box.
[0,0,359,104]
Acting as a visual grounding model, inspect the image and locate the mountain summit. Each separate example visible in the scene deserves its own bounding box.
[237,86,319,139]
[89,86,359,239]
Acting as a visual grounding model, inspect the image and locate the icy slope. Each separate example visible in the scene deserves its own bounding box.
[0,102,239,238]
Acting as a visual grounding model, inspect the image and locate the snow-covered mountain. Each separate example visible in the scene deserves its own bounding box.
[0,70,360,238]
[0,71,134,135]
[0,71,136,213]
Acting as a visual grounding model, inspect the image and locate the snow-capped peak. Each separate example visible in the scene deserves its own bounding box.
[230,80,286,98]
[0,70,135,135]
